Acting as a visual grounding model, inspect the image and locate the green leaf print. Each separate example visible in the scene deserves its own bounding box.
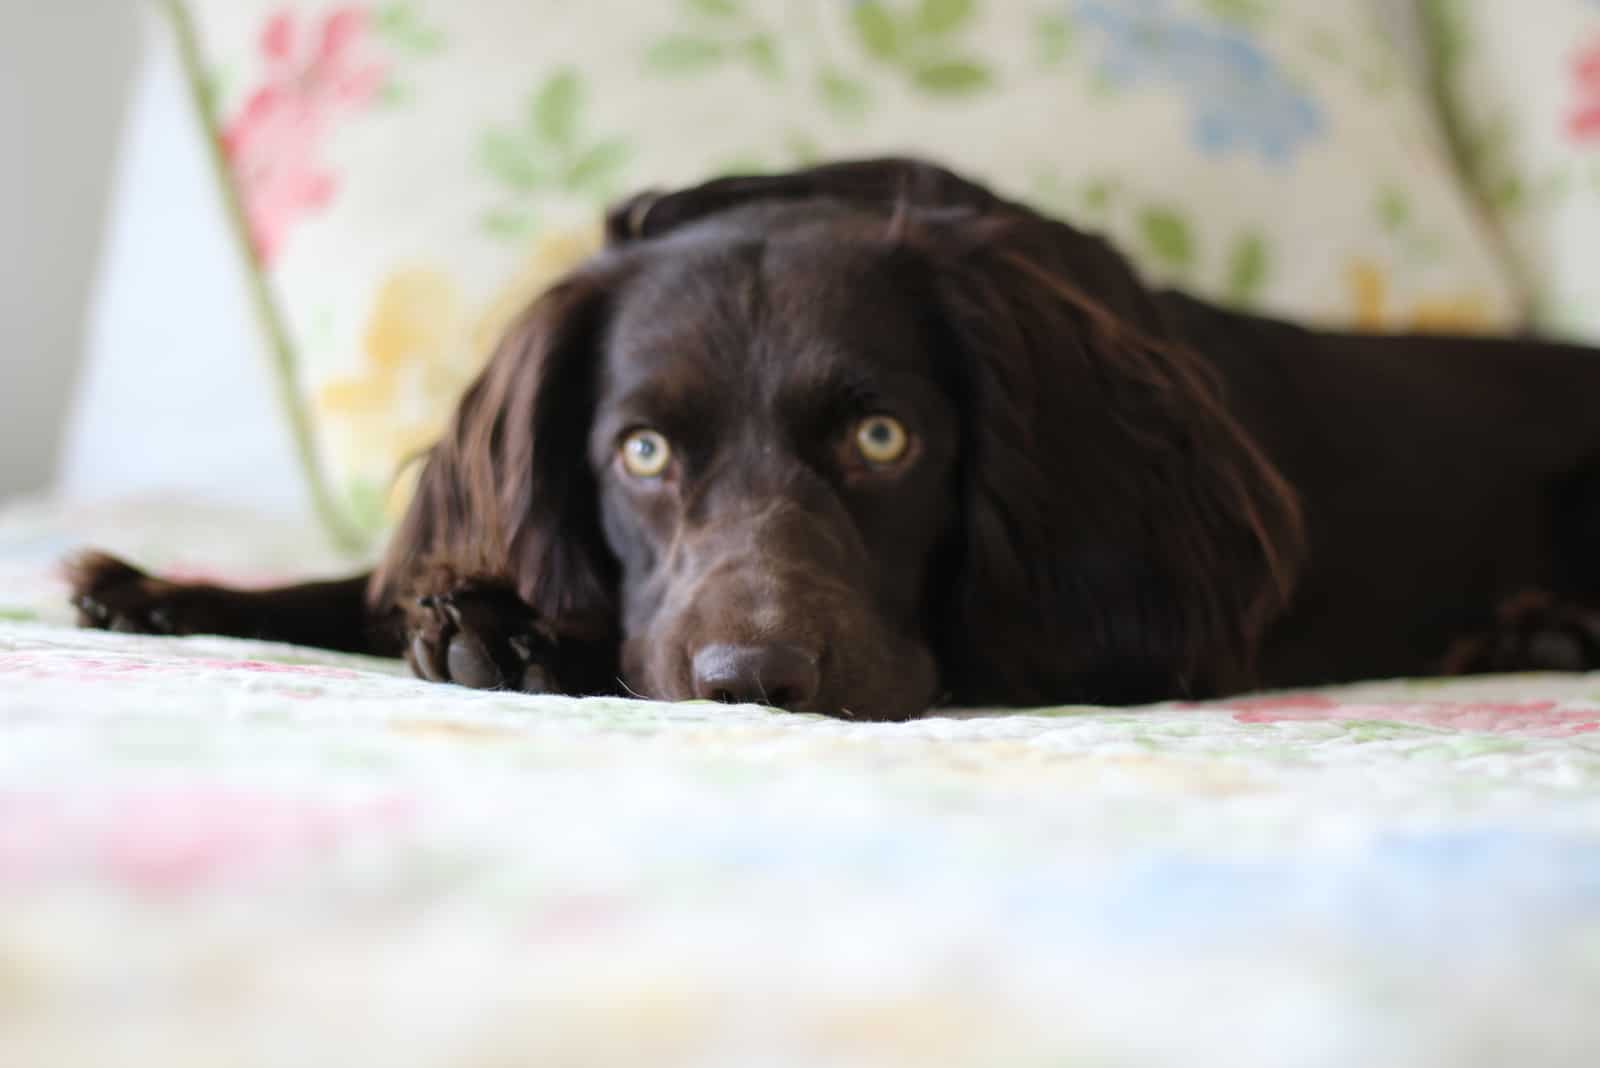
[646,34,727,74]
[359,7,444,111]
[478,69,634,243]
[532,70,581,147]
[645,2,790,83]
[852,2,903,60]
[1377,186,1410,233]
[911,57,990,93]
[686,0,742,17]
[565,140,631,189]
[480,208,538,241]
[1082,178,1120,214]
[373,3,446,56]
[1373,183,1450,266]
[916,0,975,36]
[742,34,783,80]
[346,478,392,539]
[480,130,542,192]
[783,129,823,165]
[1030,167,1279,307]
[1025,166,1121,225]
[848,1,994,99]
[1201,0,1274,28]
[1225,232,1270,306]
[1035,10,1074,68]
[713,155,770,177]
[378,78,413,108]
[819,67,873,120]
[1139,207,1195,271]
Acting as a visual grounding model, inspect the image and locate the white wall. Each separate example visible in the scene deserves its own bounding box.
[0,0,140,499]
[55,6,312,516]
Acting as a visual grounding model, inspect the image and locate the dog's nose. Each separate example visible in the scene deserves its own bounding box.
[691,643,821,710]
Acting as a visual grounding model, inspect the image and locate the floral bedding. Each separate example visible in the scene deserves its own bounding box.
[165,0,1519,547]
[2,497,1598,1066]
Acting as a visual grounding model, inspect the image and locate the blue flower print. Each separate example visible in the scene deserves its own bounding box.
[1075,0,1325,166]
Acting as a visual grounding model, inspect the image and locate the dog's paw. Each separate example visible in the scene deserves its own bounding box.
[66,551,191,635]
[404,585,564,692]
[1444,590,1600,674]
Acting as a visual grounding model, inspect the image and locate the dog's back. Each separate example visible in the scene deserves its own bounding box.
[1160,291,1600,685]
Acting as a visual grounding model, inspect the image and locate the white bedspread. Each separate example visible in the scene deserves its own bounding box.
[2,497,1597,1067]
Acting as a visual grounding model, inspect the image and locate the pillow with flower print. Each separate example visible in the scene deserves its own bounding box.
[167,0,1518,547]
[1424,0,1600,342]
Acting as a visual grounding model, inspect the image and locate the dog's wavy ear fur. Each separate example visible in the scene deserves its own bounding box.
[369,267,620,642]
[914,213,1305,704]
[603,157,1003,246]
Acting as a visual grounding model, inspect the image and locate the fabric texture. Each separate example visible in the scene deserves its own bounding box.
[1425,0,1600,341]
[3,496,1599,1066]
[165,0,1520,546]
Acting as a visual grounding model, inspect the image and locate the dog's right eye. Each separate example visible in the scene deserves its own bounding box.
[855,415,910,466]
[619,429,673,479]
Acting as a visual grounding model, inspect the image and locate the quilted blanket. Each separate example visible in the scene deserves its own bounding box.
[2,497,1598,1067]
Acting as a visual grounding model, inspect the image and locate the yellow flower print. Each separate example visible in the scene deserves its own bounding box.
[359,268,463,374]
[317,221,603,526]
[472,223,604,358]
[1348,260,1494,334]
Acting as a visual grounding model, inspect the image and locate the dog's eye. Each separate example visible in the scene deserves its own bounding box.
[855,415,909,466]
[619,429,672,478]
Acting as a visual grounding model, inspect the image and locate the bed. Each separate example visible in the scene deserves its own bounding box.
[2,495,1598,1066]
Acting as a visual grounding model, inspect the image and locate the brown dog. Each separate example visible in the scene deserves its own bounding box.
[69,159,1600,719]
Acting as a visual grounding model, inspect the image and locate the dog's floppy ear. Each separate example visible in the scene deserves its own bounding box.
[919,213,1305,704]
[604,157,1004,246]
[370,267,620,641]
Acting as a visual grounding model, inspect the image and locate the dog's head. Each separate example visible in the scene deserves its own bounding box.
[376,160,1302,719]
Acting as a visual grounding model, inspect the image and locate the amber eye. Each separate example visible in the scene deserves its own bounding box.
[619,429,672,478]
[855,415,910,466]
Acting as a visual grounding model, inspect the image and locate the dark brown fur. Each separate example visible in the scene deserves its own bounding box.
[69,159,1600,719]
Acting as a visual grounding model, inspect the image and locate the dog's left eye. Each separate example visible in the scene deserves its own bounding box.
[855,415,910,466]
[619,429,672,478]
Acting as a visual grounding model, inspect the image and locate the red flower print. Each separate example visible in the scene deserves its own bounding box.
[222,7,388,265]
[0,789,417,894]
[1568,36,1600,145]
[1224,697,1600,738]
[0,651,364,684]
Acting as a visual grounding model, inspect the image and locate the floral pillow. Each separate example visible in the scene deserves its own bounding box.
[1424,0,1600,342]
[168,0,1518,547]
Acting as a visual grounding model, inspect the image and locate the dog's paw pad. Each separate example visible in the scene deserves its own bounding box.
[405,587,559,693]
[444,627,503,690]
[65,551,181,635]
[1445,591,1600,674]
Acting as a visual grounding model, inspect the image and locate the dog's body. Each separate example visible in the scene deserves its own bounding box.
[1154,292,1600,687]
[71,159,1600,719]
